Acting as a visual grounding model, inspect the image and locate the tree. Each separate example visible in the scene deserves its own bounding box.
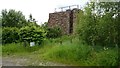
[2,9,27,28]
[95,1,120,46]
[28,14,39,27]
[0,15,2,44]
[77,1,120,46]
[41,22,48,29]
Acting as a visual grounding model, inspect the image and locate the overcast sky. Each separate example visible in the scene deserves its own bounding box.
[0,0,89,25]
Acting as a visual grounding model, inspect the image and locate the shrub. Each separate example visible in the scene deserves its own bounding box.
[46,26,62,38]
[2,27,20,44]
[19,26,46,45]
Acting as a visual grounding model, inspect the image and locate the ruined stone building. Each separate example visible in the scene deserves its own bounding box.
[48,5,81,34]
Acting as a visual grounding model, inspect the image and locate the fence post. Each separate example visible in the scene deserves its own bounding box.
[23,40,27,47]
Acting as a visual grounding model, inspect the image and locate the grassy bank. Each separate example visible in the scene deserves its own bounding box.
[2,43,41,56]
[2,36,119,66]
[41,37,118,66]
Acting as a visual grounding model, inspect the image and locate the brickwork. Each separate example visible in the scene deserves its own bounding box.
[48,8,80,34]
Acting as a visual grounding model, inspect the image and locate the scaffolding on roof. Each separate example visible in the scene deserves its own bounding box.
[55,5,80,12]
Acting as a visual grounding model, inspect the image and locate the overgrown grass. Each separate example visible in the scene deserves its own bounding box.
[0,45,2,56]
[2,35,119,66]
[41,36,119,66]
[2,42,41,56]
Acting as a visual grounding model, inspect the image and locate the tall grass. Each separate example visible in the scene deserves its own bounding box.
[41,36,118,66]
[2,42,41,55]
[0,45,2,56]
[2,35,119,66]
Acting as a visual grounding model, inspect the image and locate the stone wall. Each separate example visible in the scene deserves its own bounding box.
[48,8,80,34]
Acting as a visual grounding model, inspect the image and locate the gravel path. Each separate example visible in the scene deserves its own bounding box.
[2,55,66,66]
[2,57,27,66]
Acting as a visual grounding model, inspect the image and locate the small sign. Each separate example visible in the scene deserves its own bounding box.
[30,42,35,47]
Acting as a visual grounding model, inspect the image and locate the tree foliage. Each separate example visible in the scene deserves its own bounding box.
[77,1,120,46]
[2,27,20,44]
[2,9,27,28]
[0,16,2,26]
[46,26,62,38]
[1,9,46,45]
[27,14,39,27]
[19,26,46,45]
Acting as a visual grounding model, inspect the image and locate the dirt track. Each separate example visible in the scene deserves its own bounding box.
[2,55,66,66]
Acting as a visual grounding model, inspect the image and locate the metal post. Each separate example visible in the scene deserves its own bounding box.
[55,8,56,12]
[61,8,63,12]
[77,5,79,9]
[69,6,70,10]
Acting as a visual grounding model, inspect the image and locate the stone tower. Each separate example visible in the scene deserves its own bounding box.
[48,6,81,34]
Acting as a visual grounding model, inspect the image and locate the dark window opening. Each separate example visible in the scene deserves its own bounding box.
[69,10,73,34]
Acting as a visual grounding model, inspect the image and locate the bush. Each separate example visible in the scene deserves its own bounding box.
[19,26,46,45]
[2,27,20,44]
[46,26,62,38]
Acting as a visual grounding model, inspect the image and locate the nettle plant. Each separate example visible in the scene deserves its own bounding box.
[19,26,46,45]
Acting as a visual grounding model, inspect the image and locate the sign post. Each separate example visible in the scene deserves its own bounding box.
[30,42,35,47]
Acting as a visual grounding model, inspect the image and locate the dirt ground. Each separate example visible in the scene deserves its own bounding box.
[2,55,66,66]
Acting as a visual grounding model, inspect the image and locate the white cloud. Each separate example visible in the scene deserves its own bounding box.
[0,0,89,25]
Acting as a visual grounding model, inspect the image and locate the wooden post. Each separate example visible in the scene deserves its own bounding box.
[59,37,62,45]
[60,40,62,45]
[70,38,72,43]
[23,40,27,47]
